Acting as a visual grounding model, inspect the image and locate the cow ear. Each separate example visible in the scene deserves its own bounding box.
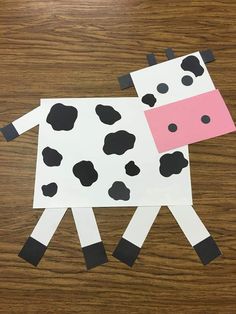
[165,48,175,60]
[118,73,134,90]
[146,53,157,66]
[200,49,215,63]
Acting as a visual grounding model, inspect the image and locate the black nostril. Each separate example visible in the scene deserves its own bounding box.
[168,123,177,132]
[201,115,211,124]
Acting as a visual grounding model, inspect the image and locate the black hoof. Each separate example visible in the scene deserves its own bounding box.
[112,238,140,267]
[1,123,19,141]
[82,241,108,270]
[18,237,47,267]
[194,236,222,265]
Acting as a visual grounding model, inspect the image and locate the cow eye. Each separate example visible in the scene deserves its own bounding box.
[181,75,193,86]
[157,83,169,94]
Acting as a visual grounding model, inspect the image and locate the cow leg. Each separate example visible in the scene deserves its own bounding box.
[71,207,108,270]
[18,207,67,266]
[168,205,221,265]
[113,206,161,267]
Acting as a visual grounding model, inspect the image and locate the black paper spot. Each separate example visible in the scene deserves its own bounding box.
[157,83,169,94]
[168,123,177,132]
[73,161,98,186]
[95,104,121,125]
[182,75,193,86]
[141,94,156,107]
[46,103,78,131]
[42,183,58,197]
[181,56,204,77]
[125,161,140,176]
[159,151,188,177]
[108,181,130,201]
[103,130,136,155]
[201,115,211,124]
[42,147,63,167]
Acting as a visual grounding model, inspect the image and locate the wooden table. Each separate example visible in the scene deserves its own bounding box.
[0,1,235,312]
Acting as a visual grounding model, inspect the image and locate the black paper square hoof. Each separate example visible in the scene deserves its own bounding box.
[1,123,19,141]
[82,241,108,270]
[194,236,222,265]
[18,237,47,267]
[112,238,140,267]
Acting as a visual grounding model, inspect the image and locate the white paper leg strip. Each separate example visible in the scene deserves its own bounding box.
[168,205,210,246]
[31,207,67,246]
[123,206,161,248]
[71,207,101,248]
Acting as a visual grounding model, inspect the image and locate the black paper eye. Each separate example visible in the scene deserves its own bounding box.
[201,115,211,124]
[157,83,169,94]
[182,75,193,86]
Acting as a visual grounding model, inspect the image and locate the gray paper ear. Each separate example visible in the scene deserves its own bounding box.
[118,73,134,90]
[200,49,215,63]
[146,53,157,66]
[165,48,175,60]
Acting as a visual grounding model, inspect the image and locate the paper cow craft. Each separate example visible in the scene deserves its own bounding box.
[1,48,235,269]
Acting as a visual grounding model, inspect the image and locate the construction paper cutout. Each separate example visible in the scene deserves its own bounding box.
[200,49,215,63]
[42,147,63,167]
[108,181,130,201]
[95,104,121,125]
[1,123,19,141]
[46,103,78,131]
[168,123,177,132]
[72,207,102,247]
[182,75,193,86]
[122,206,161,247]
[181,55,204,77]
[18,237,47,267]
[159,151,188,177]
[165,48,175,60]
[103,130,136,155]
[5,98,192,209]
[130,51,215,111]
[157,83,169,94]
[201,115,210,124]
[146,53,157,66]
[41,183,58,197]
[73,161,98,186]
[82,242,108,270]
[1,106,41,140]
[19,208,67,266]
[193,236,221,265]
[168,205,211,247]
[118,73,134,90]
[141,94,156,107]
[145,89,236,152]
[113,238,140,267]
[125,161,140,176]
[113,206,161,266]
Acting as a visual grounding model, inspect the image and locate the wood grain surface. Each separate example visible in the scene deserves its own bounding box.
[0,0,235,313]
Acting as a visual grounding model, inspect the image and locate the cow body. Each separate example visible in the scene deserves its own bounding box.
[33,98,192,208]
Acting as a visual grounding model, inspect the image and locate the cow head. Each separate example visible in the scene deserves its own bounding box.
[118,49,235,152]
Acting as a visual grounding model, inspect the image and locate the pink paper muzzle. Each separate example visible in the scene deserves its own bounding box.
[144,89,236,153]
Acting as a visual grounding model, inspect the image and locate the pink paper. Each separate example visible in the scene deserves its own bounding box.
[145,89,236,153]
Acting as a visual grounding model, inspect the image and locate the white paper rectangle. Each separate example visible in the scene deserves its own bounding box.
[33,98,192,208]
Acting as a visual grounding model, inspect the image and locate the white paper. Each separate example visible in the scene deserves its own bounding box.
[168,205,210,246]
[123,206,161,247]
[72,207,102,247]
[31,208,67,246]
[33,98,193,208]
